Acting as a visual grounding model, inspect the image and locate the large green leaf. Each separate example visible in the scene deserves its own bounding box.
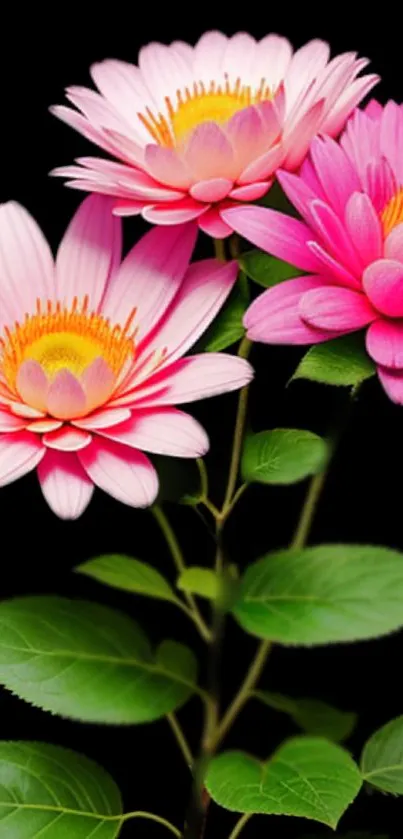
[0,741,123,837]
[0,597,198,723]
[293,334,376,387]
[255,691,357,742]
[196,284,248,352]
[233,545,403,645]
[177,567,219,600]
[76,555,178,603]
[242,429,327,485]
[361,716,403,794]
[206,736,362,827]
[240,250,303,288]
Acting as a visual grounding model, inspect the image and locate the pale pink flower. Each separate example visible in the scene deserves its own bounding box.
[223,100,403,404]
[0,196,252,518]
[50,32,378,238]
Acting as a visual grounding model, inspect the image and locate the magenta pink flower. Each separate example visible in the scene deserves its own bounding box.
[223,100,403,404]
[50,33,378,239]
[0,196,252,519]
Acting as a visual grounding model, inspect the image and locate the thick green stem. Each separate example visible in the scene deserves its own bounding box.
[221,336,252,515]
[214,238,226,261]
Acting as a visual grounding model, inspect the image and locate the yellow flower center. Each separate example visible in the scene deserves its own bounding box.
[139,76,274,147]
[0,296,136,392]
[381,187,403,238]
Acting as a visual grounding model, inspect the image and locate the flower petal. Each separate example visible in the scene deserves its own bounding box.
[78,437,158,508]
[309,136,361,217]
[366,319,403,368]
[385,223,403,262]
[190,178,232,203]
[73,407,132,430]
[363,259,403,317]
[185,123,236,181]
[377,366,403,404]
[222,205,320,272]
[46,371,87,420]
[142,199,206,225]
[99,408,209,458]
[0,431,45,487]
[310,199,364,276]
[0,410,27,432]
[299,286,376,330]
[43,426,92,452]
[144,145,193,190]
[344,192,382,267]
[0,202,54,330]
[243,275,335,344]
[56,195,122,310]
[16,360,49,413]
[80,358,115,413]
[228,182,271,201]
[38,449,94,519]
[199,207,233,239]
[102,223,197,339]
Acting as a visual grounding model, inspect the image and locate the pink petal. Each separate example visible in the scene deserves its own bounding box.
[199,207,233,239]
[385,224,403,262]
[0,202,54,331]
[380,100,403,182]
[193,31,228,82]
[139,42,194,110]
[80,358,115,413]
[254,34,292,90]
[366,320,403,368]
[344,192,382,267]
[55,195,122,310]
[115,353,254,408]
[0,431,45,487]
[363,259,403,317]
[377,366,403,404]
[185,123,236,181]
[10,402,46,419]
[238,143,284,184]
[90,59,154,141]
[310,200,364,276]
[365,99,383,119]
[321,74,380,137]
[243,275,336,344]
[229,182,271,201]
[222,33,258,81]
[46,371,87,420]
[99,407,209,458]
[276,169,320,226]
[307,241,361,289]
[144,145,193,190]
[38,449,94,519]
[190,178,233,203]
[43,426,92,452]
[102,223,197,339]
[222,205,321,272]
[309,136,361,217]
[282,100,326,171]
[285,39,330,110]
[78,437,158,508]
[142,199,206,225]
[16,361,49,413]
[142,258,238,364]
[50,105,126,161]
[0,410,26,432]
[225,106,274,174]
[73,407,132,430]
[26,419,63,433]
[299,286,376,330]
[111,200,146,216]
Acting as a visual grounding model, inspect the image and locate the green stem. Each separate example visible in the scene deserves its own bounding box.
[122,811,182,836]
[214,238,226,261]
[167,712,194,768]
[212,640,271,749]
[197,458,209,500]
[151,505,211,643]
[222,336,252,514]
[228,813,252,839]
[292,468,328,550]
[229,234,241,260]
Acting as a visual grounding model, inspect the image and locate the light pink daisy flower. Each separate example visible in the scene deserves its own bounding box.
[0,196,252,519]
[50,32,378,239]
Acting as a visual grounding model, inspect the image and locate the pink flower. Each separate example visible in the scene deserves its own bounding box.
[50,32,378,239]
[222,100,403,404]
[0,196,252,519]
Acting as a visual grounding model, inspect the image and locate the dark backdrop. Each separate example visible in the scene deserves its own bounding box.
[1,7,402,837]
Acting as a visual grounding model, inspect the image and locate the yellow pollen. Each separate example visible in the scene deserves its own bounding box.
[0,296,137,392]
[381,188,403,238]
[138,75,274,147]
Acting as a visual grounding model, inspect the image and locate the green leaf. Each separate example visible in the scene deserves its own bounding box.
[206,736,362,827]
[0,740,123,837]
[177,567,219,600]
[233,545,403,645]
[75,554,178,603]
[255,691,357,742]
[242,429,328,485]
[195,284,248,352]
[0,597,198,723]
[152,455,201,505]
[361,716,403,794]
[240,250,303,288]
[293,334,376,387]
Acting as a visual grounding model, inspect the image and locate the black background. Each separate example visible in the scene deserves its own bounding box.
[1,6,403,837]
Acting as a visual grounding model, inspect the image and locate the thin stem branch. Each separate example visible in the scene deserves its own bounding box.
[228,813,252,839]
[151,505,211,642]
[197,458,209,500]
[292,468,328,549]
[122,811,182,836]
[167,713,194,768]
[222,336,252,513]
[214,238,226,261]
[229,234,241,260]
[212,640,271,749]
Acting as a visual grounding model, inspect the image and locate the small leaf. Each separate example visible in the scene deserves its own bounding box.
[242,428,327,485]
[361,716,403,794]
[0,597,198,723]
[233,545,403,645]
[293,334,376,387]
[240,250,303,288]
[177,568,219,600]
[256,691,357,742]
[76,554,178,603]
[206,736,362,827]
[152,455,201,505]
[0,740,123,837]
[195,284,248,352]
